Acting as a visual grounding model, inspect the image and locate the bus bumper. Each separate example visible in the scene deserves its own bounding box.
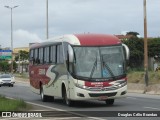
[70,85,127,101]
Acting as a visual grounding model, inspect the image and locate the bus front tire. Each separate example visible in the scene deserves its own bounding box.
[105,99,114,105]
[63,88,73,106]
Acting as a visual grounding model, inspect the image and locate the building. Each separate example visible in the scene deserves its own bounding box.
[13,47,29,54]
[115,34,133,41]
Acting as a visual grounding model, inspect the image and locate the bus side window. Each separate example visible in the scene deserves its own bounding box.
[36,58,40,64]
[33,58,35,64]
[44,47,50,64]
[57,44,64,64]
[30,49,35,65]
[50,45,56,64]
[31,57,35,64]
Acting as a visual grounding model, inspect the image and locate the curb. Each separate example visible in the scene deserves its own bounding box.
[128,83,160,95]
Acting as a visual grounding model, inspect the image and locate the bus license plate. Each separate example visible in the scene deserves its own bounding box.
[99,96,108,100]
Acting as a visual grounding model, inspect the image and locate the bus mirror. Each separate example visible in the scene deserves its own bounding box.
[68,45,74,62]
[122,44,130,60]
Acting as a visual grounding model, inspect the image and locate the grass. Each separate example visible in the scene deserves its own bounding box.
[0,95,31,111]
[14,73,29,79]
[127,71,160,84]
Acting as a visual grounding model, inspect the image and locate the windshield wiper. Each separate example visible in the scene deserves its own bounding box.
[102,61,115,80]
[90,57,97,78]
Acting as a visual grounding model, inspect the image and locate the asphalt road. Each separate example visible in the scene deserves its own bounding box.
[0,80,160,120]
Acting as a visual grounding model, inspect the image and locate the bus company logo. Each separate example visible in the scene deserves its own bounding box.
[2,112,11,117]
[39,69,46,75]
[91,82,103,87]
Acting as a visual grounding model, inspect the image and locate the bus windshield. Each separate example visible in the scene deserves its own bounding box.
[72,45,125,80]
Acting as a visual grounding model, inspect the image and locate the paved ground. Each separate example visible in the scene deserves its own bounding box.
[1,78,160,120]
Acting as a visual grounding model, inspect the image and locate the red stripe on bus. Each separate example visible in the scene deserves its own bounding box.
[85,81,111,87]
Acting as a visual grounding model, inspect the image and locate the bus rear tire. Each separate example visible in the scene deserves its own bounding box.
[105,99,114,105]
[40,85,48,102]
[48,96,54,102]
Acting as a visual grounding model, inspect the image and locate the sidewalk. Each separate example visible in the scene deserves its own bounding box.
[128,83,160,95]
[15,77,29,83]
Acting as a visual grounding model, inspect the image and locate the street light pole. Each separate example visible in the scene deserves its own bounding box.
[4,5,18,74]
[46,0,49,39]
[143,0,149,88]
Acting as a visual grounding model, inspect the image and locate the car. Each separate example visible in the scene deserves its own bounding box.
[0,74,15,87]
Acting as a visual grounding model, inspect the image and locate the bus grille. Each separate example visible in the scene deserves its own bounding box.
[88,86,118,91]
[88,92,117,97]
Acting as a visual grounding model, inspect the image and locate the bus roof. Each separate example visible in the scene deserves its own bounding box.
[30,34,121,49]
[74,34,121,46]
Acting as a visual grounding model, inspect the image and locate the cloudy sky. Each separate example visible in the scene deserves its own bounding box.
[0,0,160,48]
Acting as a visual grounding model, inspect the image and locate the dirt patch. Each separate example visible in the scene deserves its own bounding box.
[128,83,160,95]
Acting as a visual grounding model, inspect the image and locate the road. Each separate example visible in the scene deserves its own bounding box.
[0,79,160,120]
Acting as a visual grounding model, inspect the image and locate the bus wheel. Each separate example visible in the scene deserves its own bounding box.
[105,99,114,105]
[63,88,73,106]
[48,96,54,102]
[40,85,47,102]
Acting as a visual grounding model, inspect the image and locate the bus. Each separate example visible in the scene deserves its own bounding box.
[29,34,129,106]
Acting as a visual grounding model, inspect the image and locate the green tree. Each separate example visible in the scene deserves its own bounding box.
[122,36,160,69]
[14,50,29,73]
[0,61,10,72]
[126,31,140,37]
[122,37,144,68]
[148,38,160,57]
[0,61,17,72]
[13,61,17,72]
[15,50,29,61]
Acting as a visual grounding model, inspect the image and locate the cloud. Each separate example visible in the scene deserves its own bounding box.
[13,29,42,48]
[1,0,160,49]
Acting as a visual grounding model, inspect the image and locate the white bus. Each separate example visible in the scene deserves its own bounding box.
[29,34,129,106]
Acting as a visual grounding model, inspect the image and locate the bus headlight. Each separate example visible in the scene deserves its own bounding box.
[74,83,88,89]
[114,81,127,88]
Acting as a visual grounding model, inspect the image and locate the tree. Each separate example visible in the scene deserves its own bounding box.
[15,50,29,61]
[14,50,29,73]
[122,36,160,69]
[0,61,10,72]
[148,38,160,57]
[0,61,17,72]
[13,61,17,72]
[126,31,140,37]
[122,37,144,68]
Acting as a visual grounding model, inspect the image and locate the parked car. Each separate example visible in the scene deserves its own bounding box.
[0,74,15,87]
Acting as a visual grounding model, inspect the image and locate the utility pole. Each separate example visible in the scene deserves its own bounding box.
[46,0,49,39]
[143,0,149,88]
[5,5,19,74]
[18,50,21,74]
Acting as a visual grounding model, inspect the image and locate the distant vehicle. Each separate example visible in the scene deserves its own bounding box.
[0,74,15,87]
[29,34,129,106]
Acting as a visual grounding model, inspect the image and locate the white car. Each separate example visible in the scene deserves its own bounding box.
[0,74,15,87]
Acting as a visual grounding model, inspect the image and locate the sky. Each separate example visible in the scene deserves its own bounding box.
[0,0,160,48]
